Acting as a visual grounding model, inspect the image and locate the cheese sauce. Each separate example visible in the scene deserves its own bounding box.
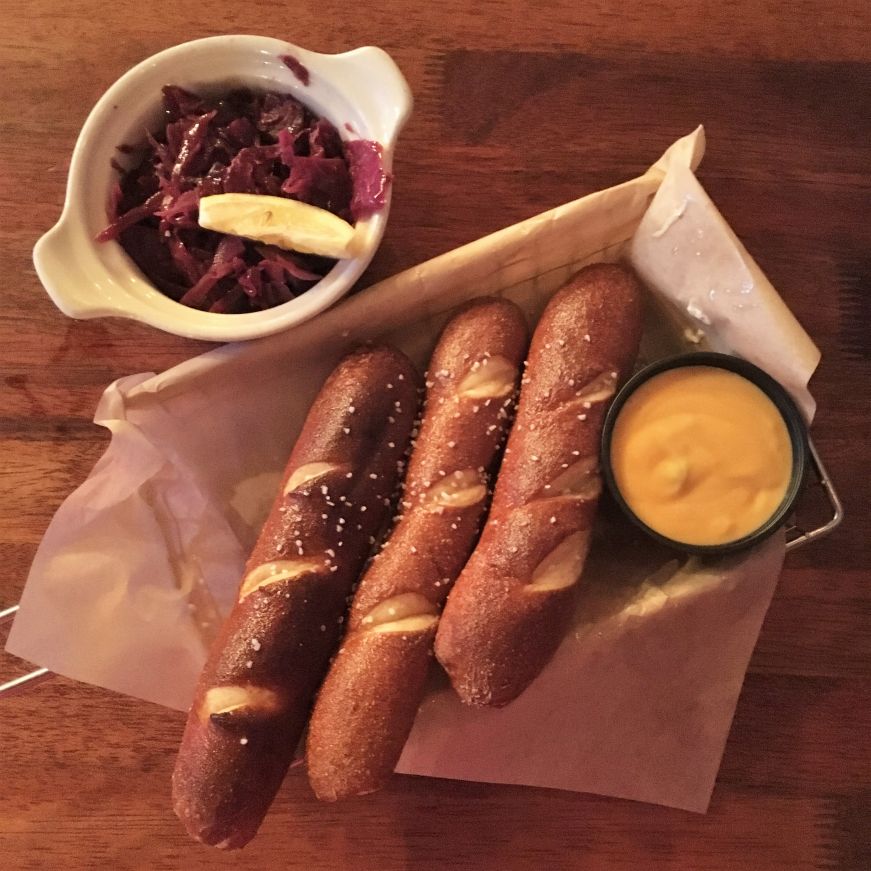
[609,366,793,546]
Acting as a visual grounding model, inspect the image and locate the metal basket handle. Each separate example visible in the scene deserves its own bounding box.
[0,605,50,695]
[784,438,844,551]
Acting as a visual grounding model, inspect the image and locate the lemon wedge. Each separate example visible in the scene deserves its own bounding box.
[197,194,358,258]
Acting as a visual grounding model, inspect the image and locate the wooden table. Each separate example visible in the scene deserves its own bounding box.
[1,2,868,868]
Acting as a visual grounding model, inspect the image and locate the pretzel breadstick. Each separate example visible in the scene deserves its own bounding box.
[172,345,418,849]
[306,298,529,800]
[435,264,643,706]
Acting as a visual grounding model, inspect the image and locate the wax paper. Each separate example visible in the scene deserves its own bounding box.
[7,128,820,811]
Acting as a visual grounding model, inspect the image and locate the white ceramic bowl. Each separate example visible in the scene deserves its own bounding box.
[33,35,412,342]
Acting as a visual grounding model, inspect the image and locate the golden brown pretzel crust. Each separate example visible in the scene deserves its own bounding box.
[172,345,419,848]
[435,264,643,707]
[306,298,529,801]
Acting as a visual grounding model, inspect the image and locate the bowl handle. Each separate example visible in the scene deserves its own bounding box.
[315,46,413,148]
[33,221,122,319]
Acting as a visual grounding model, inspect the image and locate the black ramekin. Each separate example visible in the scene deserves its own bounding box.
[600,352,809,555]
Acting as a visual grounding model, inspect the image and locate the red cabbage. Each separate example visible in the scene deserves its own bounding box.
[282,157,352,214]
[99,83,391,314]
[280,55,311,86]
[346,139,392,220]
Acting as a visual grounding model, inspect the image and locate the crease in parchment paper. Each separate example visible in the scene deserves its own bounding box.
[7,127,819,812]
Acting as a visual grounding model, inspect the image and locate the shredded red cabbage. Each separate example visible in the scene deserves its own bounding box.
[280,54,311,86]
[345,140,391,219]
[99,84,391,314]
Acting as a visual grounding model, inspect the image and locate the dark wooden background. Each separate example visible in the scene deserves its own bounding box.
[1,1,869,868]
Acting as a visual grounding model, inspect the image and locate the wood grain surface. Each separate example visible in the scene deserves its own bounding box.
[1,1,869,868]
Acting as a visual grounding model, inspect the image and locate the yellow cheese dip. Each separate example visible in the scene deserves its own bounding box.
[609,366,793,546]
